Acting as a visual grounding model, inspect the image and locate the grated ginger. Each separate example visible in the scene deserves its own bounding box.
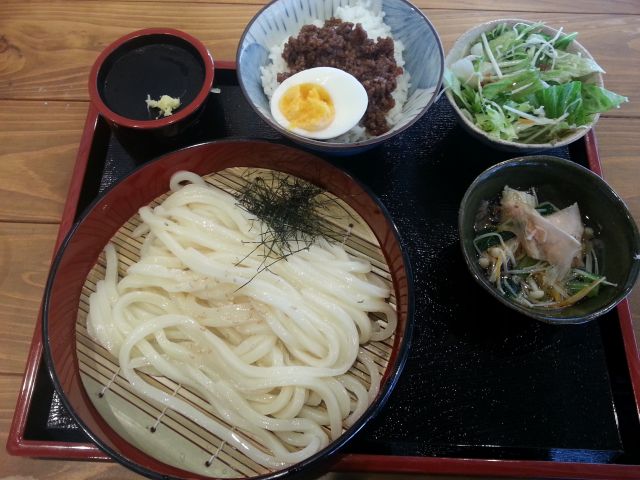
[145,94,181,117]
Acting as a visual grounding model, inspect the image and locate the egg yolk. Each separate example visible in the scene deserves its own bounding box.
[278,83,335,132]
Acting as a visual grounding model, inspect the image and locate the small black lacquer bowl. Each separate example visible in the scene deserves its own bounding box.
[459,155,640,324]
[89,28,215,155]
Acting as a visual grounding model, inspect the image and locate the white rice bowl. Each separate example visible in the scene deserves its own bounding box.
[260,4,410,143]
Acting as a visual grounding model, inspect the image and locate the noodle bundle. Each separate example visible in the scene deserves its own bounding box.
[86,171,397,469]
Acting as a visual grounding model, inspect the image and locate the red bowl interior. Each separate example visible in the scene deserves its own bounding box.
[43,140,413,479]
[88,28,215,130]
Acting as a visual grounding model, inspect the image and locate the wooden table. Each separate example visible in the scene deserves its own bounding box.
[1,1,639,478]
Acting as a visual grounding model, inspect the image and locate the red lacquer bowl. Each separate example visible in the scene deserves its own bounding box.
[89,28,215,134]
[42,140,414,480]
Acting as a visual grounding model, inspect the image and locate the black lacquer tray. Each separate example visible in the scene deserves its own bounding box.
[8,65,640,478]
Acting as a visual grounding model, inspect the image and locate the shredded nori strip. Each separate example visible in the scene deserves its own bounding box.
[235,172,353,284]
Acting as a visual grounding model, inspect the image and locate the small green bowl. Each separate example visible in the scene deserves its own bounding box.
[459,155,640,324]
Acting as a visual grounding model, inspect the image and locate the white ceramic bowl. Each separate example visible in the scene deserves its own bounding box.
[236,0,444,154]
[445,19,605,152]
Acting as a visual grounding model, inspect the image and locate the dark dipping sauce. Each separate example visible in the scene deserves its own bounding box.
[99,40,205,121]
[278,19,403,136]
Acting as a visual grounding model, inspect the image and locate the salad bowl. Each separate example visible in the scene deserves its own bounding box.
[444,19,627,152]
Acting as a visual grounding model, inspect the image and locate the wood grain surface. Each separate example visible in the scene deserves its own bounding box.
[0,223,57,375]
[1,0,639,479]
[31,0,638,14]
[1,2,639,115]
[0,100,85,223]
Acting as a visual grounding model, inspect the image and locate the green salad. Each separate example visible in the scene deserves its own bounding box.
[445,22,628,144]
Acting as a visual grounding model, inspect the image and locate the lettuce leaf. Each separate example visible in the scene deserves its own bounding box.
[541,51,604,84]
[444,69,470,110]
[532,81,584,124]
[553,31,578,50]
[581,83,628,115]
[534,31,578,51]
[531,82,628,127]
[485,22,510,42]
[474,105,518,140]
[487,29,518,57]
[482,70,545,102]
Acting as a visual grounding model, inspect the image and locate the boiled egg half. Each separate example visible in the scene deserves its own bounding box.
[270,67,368,140]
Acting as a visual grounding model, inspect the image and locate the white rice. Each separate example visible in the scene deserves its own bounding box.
[260,4,410,142]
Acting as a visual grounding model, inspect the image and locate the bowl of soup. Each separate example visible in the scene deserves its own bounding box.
[459,155,640,323]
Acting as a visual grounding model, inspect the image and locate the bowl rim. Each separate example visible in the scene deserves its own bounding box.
[42,139,415,479]
[458,154,640,324]
[88,27,215,130]
[444,18,604,150]
[235,0,445,151]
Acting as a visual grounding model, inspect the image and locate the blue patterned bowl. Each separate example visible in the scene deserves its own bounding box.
[236,0,444,154]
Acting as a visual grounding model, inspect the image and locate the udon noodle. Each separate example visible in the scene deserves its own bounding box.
[86,171,397,469]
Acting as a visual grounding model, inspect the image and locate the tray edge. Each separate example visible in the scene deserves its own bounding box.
[6,67,640,479]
